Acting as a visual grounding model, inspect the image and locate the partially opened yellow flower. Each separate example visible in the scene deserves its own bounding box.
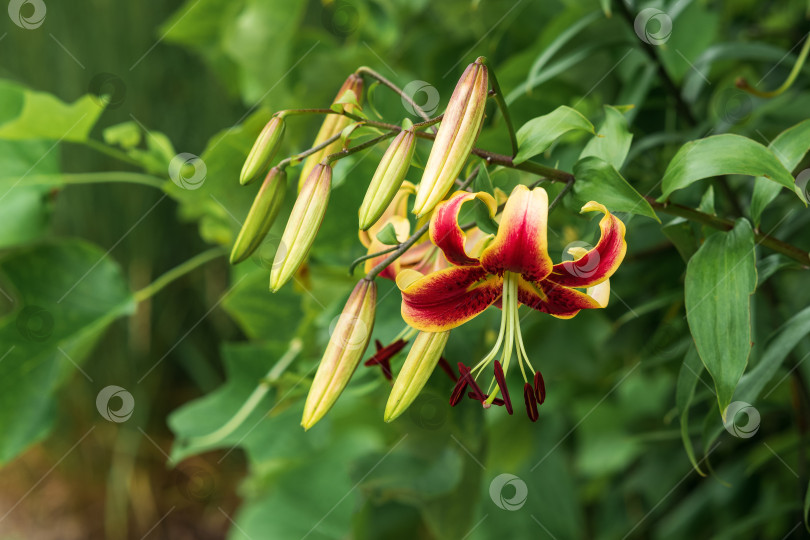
[394,184,626,420]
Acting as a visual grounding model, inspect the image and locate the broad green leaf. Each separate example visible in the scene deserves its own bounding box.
[0,240,134,463]
[579,105,633,170]
[756,254,797,287]
[685,219,756,413]
[751,118,810,225]
[659,134,796,201]
[572,156,659,220]
[473,161,494,196]
[676,346,707,475]
[514,105,595,164]
[0,80,104,142]
[735,305,810,404]
[103,121,142,150]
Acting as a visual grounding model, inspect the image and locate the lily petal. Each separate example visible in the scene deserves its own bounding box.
[430,190,497,266]
[517,278,601,319]
[481,185,553,281]
[549,201,626,288]
[398,266,502,332]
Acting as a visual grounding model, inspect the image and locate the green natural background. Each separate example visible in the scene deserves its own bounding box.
[1,0,810,538]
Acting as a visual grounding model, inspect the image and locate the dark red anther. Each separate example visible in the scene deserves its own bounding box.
[523,382,538,422]
[533,370,546,405]
[438,357,458,382]
[364,339,407,381]
[492,361,513,414]
[450,363,470,406]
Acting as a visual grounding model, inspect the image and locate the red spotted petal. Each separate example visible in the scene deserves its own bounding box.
[517,277,601,319]
[429,191,497,266]
[549,202,627,288]
[481,185,553,282]
[397,266,502,332]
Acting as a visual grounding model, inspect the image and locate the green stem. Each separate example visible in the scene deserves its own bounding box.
[480,57,519,157]
[179,339,303,451]
[277,132,343,171]
[81,139,150,170]
[133,247,226,302]
[354,66,439,133]
[737,33,810,98]
[349,245,399,275]
[323,131,396,164]
[647,198,810,266]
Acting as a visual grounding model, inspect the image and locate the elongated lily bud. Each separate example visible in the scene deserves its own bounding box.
[270,164,331,291]
[413,58,488,217]
[298,74,364,191]
[240,115,285,186]
[230,167,287,264]
[302,279,377,429]
[384,331,450,422]
[358,121,417,230]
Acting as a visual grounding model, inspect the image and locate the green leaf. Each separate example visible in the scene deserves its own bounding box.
[697,185,715,215]
[103,121,142,150]
[685,219,756,413]
[514,105,595,164]
[676,346,707,475]
[751,118,810,225]
[0,80,104,142]
[599,0,612,17]
[0,240,134,463]
[579,105,633,170]
[375,222,401,246]
[473,162,494,197]
[572,156,659,221]
[735,305,810,404]
[659,134,796,201]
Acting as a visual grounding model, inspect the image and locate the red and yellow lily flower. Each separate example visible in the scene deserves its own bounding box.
[395,184,626,420]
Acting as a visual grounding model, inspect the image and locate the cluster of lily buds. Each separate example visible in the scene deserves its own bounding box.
[230,167,287,264]
[412,57,488,217]
[240,114,286,186]
[302,279,376,430]
[298,74,364,191]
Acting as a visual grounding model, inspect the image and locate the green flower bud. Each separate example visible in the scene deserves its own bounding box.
[269,164,331,292]
[302,279,377,430]
[298,74,364,191]
[358,120,416,231]
[413,59,488,217]
[230,167,287,264]
[240,115,285,186]
[384,331,450,422]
